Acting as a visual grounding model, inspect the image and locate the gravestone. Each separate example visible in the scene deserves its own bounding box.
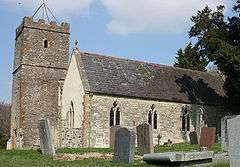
[199,127,216,148]
[113,128,135,164]
[227,115,240,167]
[38,119,55,156]
[221,115,237,152]
[189,131,198,145]
[110,125,121,148]
[137,123,153,155]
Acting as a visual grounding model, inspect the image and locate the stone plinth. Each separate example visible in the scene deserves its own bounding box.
[143,151,214,165]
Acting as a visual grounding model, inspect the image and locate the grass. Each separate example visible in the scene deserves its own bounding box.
[57,147,113,154]
[0,149,153,167]
[0,142,227,167]
[154,142,222,153]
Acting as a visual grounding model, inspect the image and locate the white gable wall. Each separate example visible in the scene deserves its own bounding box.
[61,53,85,128]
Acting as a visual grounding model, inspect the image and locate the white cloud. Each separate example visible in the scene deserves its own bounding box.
[100,0,231,35]
[2,0,232,34]
[3,0,93,16]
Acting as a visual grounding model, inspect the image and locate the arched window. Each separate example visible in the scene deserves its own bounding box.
[182,114,186,131]
[110,108,114,127]
[148,111,152,125]
[69,101,74,128]
[153,111,157,129]
[182,106,190,131]
[116,107,120,126]
[186,113,190,131]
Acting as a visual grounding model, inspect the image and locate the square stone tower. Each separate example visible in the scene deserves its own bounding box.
[10,16,70,149]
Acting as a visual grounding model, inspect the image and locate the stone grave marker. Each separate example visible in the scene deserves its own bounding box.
[221,115,237,152]
[110,125,121,148]
[199,127,216,148]
[137,123,153,155]
[227,115,240,167]
[113,128,135,164]
[189,131,198,145]
[38,119,55,156]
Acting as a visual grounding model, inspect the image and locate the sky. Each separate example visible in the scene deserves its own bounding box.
[0,0,234,102]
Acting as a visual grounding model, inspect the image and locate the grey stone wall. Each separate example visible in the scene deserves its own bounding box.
[87,94,230,148]
[60,120,82,148]
[10,16,70,149]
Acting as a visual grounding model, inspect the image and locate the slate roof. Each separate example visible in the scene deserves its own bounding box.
[74,48,226,105]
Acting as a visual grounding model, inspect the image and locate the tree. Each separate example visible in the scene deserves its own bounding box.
[182,1,240,104]
[174,42,208,71]
[0,101,11,148]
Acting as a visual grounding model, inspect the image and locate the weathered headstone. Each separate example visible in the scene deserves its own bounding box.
[137,123,153,155]
[38,119,55,156]
[227,115,240,167]
[221,115,237,151]
[113,128,135,164]
[110,125,121,148]
[189,131,198,145]
[199,127,216,148]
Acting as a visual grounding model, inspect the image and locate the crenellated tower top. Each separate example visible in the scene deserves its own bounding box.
[16,16,70,39]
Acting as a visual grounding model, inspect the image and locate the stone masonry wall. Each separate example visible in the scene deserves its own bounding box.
[88,94,230,148]
[60,120,82,148]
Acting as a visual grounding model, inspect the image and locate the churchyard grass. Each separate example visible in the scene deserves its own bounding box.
[154,142,221,153]
[57,147,113,154]
[0,143,225,167]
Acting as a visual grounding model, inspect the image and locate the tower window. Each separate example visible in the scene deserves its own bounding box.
[153,111,157,129]
[43,39,48,48]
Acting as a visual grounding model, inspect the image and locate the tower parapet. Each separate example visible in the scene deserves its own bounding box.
[16,16,70,39]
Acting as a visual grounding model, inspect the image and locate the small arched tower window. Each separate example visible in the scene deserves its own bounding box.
[153,111,157,129]
[110,108,114,127]
[43,39,48,48]
[116,107,120,126]
[148,111,152,125]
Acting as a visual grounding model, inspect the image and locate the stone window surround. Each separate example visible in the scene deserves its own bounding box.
[109,100,121,127]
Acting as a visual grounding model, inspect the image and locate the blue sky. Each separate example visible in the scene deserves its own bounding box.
[0,0,233,102]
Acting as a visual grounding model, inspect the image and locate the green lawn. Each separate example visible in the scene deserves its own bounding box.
[0,143,228,167]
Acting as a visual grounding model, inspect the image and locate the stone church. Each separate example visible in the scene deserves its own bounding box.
[9,16,231,149]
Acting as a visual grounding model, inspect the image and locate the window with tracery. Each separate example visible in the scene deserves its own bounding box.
[109,100,120,127]
[182,106,190,131]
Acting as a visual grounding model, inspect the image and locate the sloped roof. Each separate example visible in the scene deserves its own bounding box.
[74,48,226,105]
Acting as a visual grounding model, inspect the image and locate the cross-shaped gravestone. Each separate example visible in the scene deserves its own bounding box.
[113,128,135,164]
